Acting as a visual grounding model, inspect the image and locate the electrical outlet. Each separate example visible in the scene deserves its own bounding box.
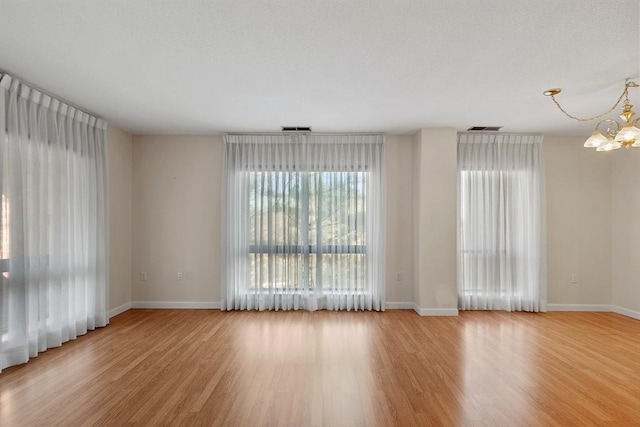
[177,271,184,281]
[395,271,403,281]
[140,272,147,281]
[571,274,578,283]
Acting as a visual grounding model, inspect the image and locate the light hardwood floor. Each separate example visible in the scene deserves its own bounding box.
[0,310,638,426]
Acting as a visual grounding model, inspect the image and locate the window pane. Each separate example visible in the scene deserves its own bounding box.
[249,253,303,290]
[249,172,303,247]
[1,194,7,337]
[314,253,366,290]
[1,194,8,262]
[459,170,521,296]
[249,171,367,290]
[309,171,366,246]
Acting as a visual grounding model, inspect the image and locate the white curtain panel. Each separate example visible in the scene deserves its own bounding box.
[222,134,385,311]
[0,75,109,372]
[457,133,546,312]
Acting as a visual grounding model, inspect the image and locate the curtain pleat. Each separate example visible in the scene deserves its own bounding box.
[0,74,109,372]
[457,133,546,312]
[222,134,385,312]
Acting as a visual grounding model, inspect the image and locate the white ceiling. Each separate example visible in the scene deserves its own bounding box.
[1,0,639,136]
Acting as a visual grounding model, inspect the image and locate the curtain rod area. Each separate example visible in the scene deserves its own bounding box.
[0,70,104,122]
[457,131,543,136]
[225,132,383,136]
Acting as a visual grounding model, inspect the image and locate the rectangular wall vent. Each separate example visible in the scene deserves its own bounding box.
[281,126,312,132]
[467,126,502,131]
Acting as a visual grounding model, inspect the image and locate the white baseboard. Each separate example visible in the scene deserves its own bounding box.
[385,302,458,316]
[115,301,640,320]
[547,304,612,312]
[386,302,415,310]
[131,301,221,309]
[413,304,459,316]
[108,302,132,318]
[127,300,460,315]
[612,305,640,320]
[546,304,639,320]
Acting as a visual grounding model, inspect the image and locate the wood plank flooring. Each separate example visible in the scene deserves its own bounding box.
[0,310,639,426]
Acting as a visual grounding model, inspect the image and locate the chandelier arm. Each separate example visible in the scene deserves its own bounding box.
[550,87,629,122]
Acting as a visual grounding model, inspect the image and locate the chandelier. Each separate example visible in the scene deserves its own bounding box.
[544,81,640,152]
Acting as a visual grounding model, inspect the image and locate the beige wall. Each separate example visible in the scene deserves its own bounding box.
[107,126,133,312]
[412,130,423,307]
[132,135,223,303]
[545,136,612,305]
[412,128,458,312]
[611,150,640,313]
[385,135,414,303]
[127,131,636,317]
[131,134,418,305]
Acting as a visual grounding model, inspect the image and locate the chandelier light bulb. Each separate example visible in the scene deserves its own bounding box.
[614,125,640,145]
[584,131,608,148]
[596,139,622,152]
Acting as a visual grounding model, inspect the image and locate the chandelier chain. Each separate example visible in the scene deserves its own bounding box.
[550,87,629,122]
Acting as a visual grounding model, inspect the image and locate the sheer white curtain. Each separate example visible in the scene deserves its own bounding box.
[0,74,109,372]
[457,133,546,312]
[222,134,385,311]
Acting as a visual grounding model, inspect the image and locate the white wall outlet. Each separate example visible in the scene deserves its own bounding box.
[395,271,403,281]
[570,274,578,283]
[177,271,184,281]
[140,272,147,281]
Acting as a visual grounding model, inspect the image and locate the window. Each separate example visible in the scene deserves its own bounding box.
[1,74,109,372]
[248,171,366,291]
[222,134,385,311]
[1,194,8,340]
[457,133,545,312]
[459,170,523,297]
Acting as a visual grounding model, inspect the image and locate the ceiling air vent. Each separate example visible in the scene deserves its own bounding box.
[467,126,502,131]
[281,126,312,132]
